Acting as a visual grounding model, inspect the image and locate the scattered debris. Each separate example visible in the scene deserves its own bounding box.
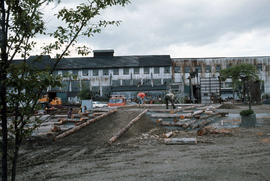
[163,131,173,138]
[197,127,232,136]
[260,138,270,143]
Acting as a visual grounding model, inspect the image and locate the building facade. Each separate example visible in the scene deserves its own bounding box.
[26,50,270,103]
[172,57,270,94]
[50,50,173,103]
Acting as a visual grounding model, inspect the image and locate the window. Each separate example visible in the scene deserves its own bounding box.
[143,79,151,85]
[144,67,150,74]
[174,66,181,73]
[216,65,221,72]
[163,78,171,85]
[184,66,190,73]
[205,65,211,73]
[153,79,161,85]
[122,79,131,86]
[72,70,78,75]
[61,81,69,91]
[113,69,119,75]
[195,66,201,73]
[154,67,160,74]
[71,81,80,92]
[257,64,262,71]
[82,70,88,76]
[225,82,232,88]
[123,68,129,75]
[226,64,232,69]
[93,69,99,76]
[133,79,141,86]
[134,68,140,74]
[164,67,170,74]
[103,69,109,75]
[112,80,120,86]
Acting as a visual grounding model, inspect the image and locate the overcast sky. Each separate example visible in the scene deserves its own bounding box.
[38,0,270,58]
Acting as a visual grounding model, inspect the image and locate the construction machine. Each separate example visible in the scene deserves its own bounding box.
[38,94,62,108]
[108,95,126,107]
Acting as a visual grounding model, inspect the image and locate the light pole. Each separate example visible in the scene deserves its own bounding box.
[240,73,251,110]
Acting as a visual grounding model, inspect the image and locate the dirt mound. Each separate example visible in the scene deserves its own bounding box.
[218,103,239,109]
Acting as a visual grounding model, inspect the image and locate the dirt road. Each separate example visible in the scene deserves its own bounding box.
[16,105,270,181]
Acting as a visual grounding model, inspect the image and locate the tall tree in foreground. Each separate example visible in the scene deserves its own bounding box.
[0,0,130,180]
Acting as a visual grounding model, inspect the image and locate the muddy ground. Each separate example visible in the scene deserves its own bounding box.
[16,105,270,181]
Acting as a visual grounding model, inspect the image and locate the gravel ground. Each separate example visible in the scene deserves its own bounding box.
[16,105,270,181]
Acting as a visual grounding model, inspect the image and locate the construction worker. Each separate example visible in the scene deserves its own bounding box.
[68,107,73,119]
[165,90,176,109]
[137,92,146,106]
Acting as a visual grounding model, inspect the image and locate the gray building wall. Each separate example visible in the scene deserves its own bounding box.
[172,56,270,94]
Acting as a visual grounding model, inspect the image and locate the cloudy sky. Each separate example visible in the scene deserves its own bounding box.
[38,0,270,58]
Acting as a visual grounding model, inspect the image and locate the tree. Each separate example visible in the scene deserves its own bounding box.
[220,63,258,103]
[0,0,130,180]
[79,88,94,100]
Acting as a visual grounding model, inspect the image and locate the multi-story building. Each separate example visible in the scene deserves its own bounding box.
[25,50,270,103]
[172,56,270,102]
[50,50,172,102]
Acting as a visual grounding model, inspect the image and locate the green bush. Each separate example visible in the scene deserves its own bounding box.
[78,89,93,100]
[262,93,270,100]
[240,109,254,116]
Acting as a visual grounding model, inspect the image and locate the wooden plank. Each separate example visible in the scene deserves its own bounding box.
[55,109,117,140]
[192,110,204,116]
[148,108,182,113]
[150,113,192,118]
[160,121,184,127]
[181,119,197,129]
[164,138,197,145]
[108,109,148,144]
[163,131,173,138]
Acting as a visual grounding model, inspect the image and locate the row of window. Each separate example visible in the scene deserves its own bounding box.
[56,64,264,77]
[174,65,221,73]
[175,64,263,73]
[52,78,171,91]
[57,67,171,77]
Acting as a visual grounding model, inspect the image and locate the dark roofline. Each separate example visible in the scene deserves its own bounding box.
[172,56,270,60]
[54,55,172,70]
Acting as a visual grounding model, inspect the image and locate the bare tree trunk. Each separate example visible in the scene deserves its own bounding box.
[1,0,8,180]
[0,74,8,181]
[11,132,21,181]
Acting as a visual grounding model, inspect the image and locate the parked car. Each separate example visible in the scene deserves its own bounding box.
[93,101,107,108]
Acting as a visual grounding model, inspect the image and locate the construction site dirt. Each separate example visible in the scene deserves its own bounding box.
[16,105,270,181]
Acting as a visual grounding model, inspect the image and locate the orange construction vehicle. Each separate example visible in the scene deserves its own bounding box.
[108,95,126,107]
[38,94,62,107]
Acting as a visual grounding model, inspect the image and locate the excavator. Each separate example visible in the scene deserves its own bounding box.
[38,94,62,108]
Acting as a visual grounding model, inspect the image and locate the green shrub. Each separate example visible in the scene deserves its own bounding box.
[78,89,93,100]
[240,109,254,116]
[262,93,270,100]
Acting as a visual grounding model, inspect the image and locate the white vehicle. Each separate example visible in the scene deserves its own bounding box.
[92,101,107,108]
